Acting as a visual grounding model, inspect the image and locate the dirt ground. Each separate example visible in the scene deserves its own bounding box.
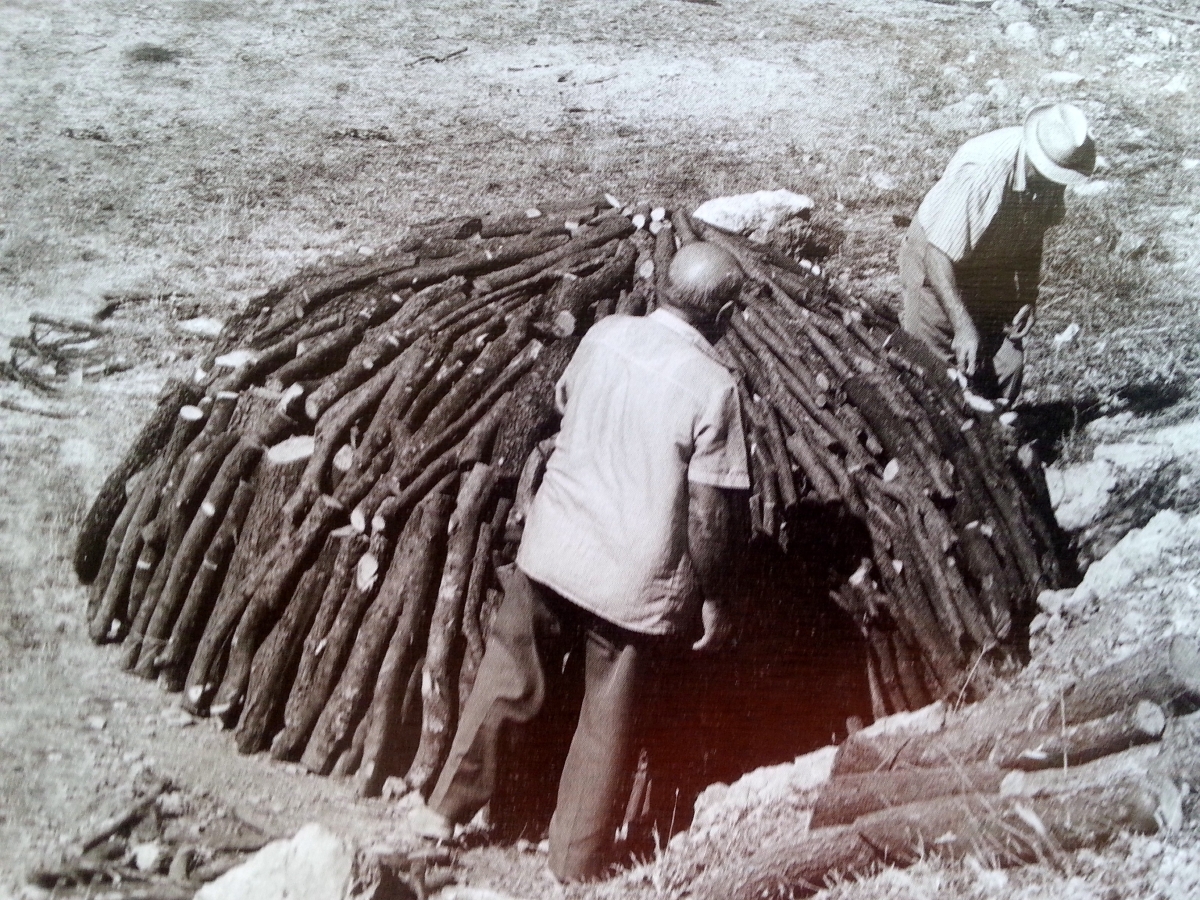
[2,0,1199,897]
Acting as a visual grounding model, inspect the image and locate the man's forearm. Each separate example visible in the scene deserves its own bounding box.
[688,483,732,604]
[924,243,974,333]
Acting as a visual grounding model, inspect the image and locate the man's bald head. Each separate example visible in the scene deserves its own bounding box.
[666,243,744,317]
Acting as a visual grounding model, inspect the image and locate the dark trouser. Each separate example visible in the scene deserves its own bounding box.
[898,231,1026,405]
[427,568,657,881]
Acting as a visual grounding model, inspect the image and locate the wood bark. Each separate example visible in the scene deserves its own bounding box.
[87,470,148,623]
[302,491,455,774]
[405,463,498,795]
[235,529,349,753]
[183,438,310,714]
[710,780,1163,900]
[833,699,1167,777]
[156,479,256,680]
[75,379,203,583]
[272,530,369,759]
[810,764,1006,828]
[269,529,392,759]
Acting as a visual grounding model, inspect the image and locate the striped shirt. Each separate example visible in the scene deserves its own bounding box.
[516,309,750,636]
[916,127,1065,284]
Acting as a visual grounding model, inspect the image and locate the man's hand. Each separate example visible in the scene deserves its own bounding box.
[951,320,981,376]
[692,598,732,652]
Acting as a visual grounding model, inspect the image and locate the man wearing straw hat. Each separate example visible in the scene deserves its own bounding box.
[899,102,1097,405]
[409,243,750,882]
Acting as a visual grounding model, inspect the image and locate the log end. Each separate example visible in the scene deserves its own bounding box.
[1134,700,1168,740]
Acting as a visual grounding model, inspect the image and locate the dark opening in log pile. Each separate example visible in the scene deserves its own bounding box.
[73,194,1066,818]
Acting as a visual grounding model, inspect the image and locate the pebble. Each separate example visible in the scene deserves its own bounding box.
[1043,71,1084,87]
[1005,22,1039,48]
[86,715,107,730]
[133,841,163,872]
[175,317,224,339]
[1161,74,1189,96]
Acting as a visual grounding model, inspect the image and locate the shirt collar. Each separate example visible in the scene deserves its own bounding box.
[648,308,728,367]
[1013,140,1028,193]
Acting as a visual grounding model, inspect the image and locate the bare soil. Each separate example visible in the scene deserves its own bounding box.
[2,1,1199,897]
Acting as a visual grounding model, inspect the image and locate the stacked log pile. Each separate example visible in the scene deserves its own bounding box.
[693,635,1199,900]
[73,193,1065,801]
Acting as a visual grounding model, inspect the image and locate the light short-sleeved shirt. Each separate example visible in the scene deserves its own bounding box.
[516,309,750,636]
[916,127,1065,283]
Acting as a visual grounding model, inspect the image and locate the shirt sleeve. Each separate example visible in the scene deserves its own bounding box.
[916,161,1000,264]
[688,379,751,489]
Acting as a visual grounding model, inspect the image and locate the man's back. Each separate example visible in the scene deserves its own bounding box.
[517,309,748,636]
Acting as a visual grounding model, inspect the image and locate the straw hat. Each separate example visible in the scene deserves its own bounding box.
[1023,103,1096,186]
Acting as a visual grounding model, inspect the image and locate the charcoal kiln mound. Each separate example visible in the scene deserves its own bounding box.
[72,194,1067,838]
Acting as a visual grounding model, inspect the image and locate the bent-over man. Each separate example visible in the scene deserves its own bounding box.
[900,102,1096,404]
[410,243,752,881]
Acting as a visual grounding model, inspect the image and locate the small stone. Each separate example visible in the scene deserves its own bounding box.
[1183,159,1200,171]
[357,246,374,256]
[1045,613,1067,643]
[868,171,897,191]
[133,841,163,872]
[1161,74,1189,96]
[176,317,224,339]
[1043,71,1084,87]
[1030,612,1049,635]
[160,707,196,728]
[1115,232,1148,259]
[1071,180,1114,197]
[1005,22,1039,48]
[1152,28,1176,49]
[86,715,107,730]
[1049,36,1070,57]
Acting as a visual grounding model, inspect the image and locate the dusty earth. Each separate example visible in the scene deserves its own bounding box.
[2,0,1200,897]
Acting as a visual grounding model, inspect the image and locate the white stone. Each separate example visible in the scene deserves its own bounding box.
[133,842,163,872]
[1005,22,1039,48]
[1161,74,1189,96]
[1074,510,1191,604]
[176,317,224,339]
[196,824,387,900]
[1047,460,1116,532]
[1042,71,1085,87]
[1071,180,1115,197]
[692,190,814,241]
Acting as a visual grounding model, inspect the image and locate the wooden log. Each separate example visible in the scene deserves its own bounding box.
[264,319,369,393]
[272,530,369,759]
[235,529,350,753]
[120,426,242,672]
[405,463,498,795]
[1055,635,1200,726]
[132,437,267,677]
[87,470,148,623]
[75,379,203,583]
[332,704,373,777]
[669,209,699,245]
[183,437,311,714]
[832,698,1166,777]
[544,239,637,337]
[359,338,539,527]
[711,781,1163,900]
[810,763,1005,828]
[990,701,1166,771]
[87,405,206,643]
[381,232,571,292]
[865,627,907,716]
[156,479,256,678]
[301,282,452,421]
[302,491,455,774]
[269,529,393,759]
[491,337,576,483]
[469,215,633,294]
[459,498,510,708]
[651,221,676,305]
[356,648,426,798]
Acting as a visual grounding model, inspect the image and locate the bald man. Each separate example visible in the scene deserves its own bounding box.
[411,244,751,881]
